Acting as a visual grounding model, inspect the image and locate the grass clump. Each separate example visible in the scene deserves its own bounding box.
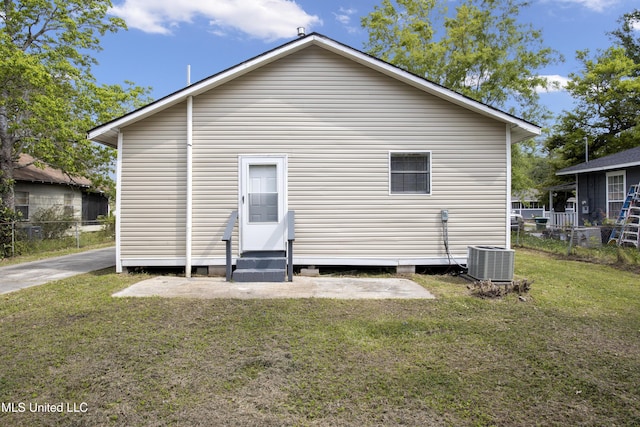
[0,249,639,426]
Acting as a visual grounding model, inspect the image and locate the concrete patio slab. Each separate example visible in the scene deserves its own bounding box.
[113,275,435,300]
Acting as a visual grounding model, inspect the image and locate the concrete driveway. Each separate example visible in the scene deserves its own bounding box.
[0,247,116,294]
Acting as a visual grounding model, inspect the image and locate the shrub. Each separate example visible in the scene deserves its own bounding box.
[0,207,17,258]
[30,206,74,239]
[97,212,115,238]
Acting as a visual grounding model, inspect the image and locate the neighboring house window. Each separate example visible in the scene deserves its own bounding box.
[15,191,29,220]
[64,193,74,217]
[606,171,626,219]
[390,152,431,194]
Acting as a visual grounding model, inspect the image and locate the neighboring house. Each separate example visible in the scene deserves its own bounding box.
[88,33,540,276]
[511,189,545,219]
[556,145,640,225]
[13,154,109,225]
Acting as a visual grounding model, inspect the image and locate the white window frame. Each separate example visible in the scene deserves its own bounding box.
[606,170,626,219]
[388,151,432,195]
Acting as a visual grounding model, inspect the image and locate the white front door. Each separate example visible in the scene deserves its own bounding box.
[239,155,287,252]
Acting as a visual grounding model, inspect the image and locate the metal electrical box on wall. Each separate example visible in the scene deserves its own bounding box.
[581,200,589,214]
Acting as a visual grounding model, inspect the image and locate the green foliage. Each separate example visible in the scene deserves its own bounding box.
[511,141,552,194]
[546,47,640,165]
[0,171,17,258]
[361,0,560,123]
[7,231,113,260]
[97,212,115,238]
[0,0,152,214]
[29,206,74,239]
[0,211,16,258]
[545,9,640,168]
[513,230,640,268]
[610,9,640,72]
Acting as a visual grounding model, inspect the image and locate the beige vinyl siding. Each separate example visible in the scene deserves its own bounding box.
[120,105,187,259]
[188,45,508,262]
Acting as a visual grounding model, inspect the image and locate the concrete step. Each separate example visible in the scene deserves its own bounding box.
[241,251,286,258]
[232,268,286,282]
[236,257,286,270]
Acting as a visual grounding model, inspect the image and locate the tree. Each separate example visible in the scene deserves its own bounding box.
[0,0,151,216]
[361,0,560,123]
[545,47,640,167]
[511,143,552,195]
[545,9,640,169]
[610,9,640,72]
[361,0,560,195]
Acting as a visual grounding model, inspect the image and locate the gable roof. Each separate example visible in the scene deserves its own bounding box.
[556,146,640,176]
[13,154,93,188]
[88,33,541,148]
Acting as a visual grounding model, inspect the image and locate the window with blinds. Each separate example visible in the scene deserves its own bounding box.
[389,152,431,194]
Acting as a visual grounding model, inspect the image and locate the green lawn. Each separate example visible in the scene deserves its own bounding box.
[0,249,638,426]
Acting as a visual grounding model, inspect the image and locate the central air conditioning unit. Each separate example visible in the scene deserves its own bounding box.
[467,246,515,282]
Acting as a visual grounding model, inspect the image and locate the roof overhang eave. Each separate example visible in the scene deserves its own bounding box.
[88,128,119,148]
[556,160,640,176]
[510,123,540,144]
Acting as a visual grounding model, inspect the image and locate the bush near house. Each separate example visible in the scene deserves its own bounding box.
[29,206,74,239]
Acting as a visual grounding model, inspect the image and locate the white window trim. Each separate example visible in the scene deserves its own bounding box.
[606,170,626,219]
[388,151,432,196]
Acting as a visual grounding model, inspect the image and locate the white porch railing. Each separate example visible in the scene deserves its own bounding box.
[544,211,578,228]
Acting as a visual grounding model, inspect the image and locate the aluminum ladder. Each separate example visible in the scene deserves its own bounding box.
[608,184,640,245]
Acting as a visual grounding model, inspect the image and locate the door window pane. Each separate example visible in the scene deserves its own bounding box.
[248,165,278,223]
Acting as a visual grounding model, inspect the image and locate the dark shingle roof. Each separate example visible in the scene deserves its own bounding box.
[556,146,640,176]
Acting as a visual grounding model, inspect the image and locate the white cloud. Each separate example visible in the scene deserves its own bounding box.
[551,0,620,13]
[537,75,571,93]
[110,0,322,41]
[333,7,356,24]
[333,7,358,33]
[334,13,350,25]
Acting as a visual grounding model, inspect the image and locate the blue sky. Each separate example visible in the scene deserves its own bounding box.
[93,0,640,126]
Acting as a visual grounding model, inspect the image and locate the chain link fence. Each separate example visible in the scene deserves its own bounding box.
[1,219,113,258]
